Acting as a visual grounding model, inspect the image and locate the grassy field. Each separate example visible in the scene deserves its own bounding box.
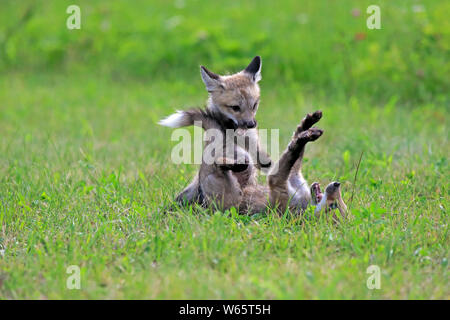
[0,0,448,299]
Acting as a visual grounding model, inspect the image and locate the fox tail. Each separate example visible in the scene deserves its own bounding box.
[158,108,209,128]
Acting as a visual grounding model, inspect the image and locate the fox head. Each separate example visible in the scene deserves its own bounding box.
[200,56,262,130]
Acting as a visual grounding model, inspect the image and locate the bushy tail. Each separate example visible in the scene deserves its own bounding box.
[158,108,213,129]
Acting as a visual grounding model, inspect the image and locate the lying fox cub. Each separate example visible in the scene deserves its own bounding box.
[159,56,347,216]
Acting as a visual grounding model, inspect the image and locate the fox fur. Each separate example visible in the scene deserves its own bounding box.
[159,57,345,215]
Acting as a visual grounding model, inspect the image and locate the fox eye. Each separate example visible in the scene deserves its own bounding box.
[228,105,240,112]
[253,102,258,110]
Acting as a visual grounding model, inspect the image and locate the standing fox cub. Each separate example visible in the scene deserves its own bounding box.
[159,56,347,216]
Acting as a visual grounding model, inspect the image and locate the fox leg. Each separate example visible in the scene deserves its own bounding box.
[175,175,201,205]
[294,111,323,135]
[234,129,271,173]
[268,127,323,212]
[288,110,322,189]
[287,111,323,209]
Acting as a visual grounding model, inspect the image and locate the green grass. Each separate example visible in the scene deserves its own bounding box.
[0,0,448,299]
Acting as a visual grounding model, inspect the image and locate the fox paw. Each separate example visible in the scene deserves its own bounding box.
[215,157,249,172]
[288,128,323,151]
[295,110,323,134]
[310,182,323,205]
[259,159,272,168]
[298,127,323,141]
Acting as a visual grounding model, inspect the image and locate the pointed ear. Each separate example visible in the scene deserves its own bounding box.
[200,66,222,92]
[244,56,262,82]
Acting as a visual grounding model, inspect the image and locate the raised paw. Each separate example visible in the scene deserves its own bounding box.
[298,127,323,142]
[288,128,321,152]
[310,182,323,205]
[295,110,323,135]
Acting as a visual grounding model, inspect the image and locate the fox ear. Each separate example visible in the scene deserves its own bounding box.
[244,56,262,82]
[200,66,223,92]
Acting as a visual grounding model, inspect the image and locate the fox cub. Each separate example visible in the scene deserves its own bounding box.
[159,57,346,216]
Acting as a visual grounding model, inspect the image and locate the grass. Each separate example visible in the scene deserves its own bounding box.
[0,0,448,299]
[0,72,447,299]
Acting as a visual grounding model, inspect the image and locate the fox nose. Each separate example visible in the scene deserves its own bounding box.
[245,120,257,129]
[333,182,341,187]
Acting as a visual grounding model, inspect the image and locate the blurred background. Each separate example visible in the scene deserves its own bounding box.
[1,0,448,104]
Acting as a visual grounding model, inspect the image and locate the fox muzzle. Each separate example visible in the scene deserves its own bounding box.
[240,119,257,129]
